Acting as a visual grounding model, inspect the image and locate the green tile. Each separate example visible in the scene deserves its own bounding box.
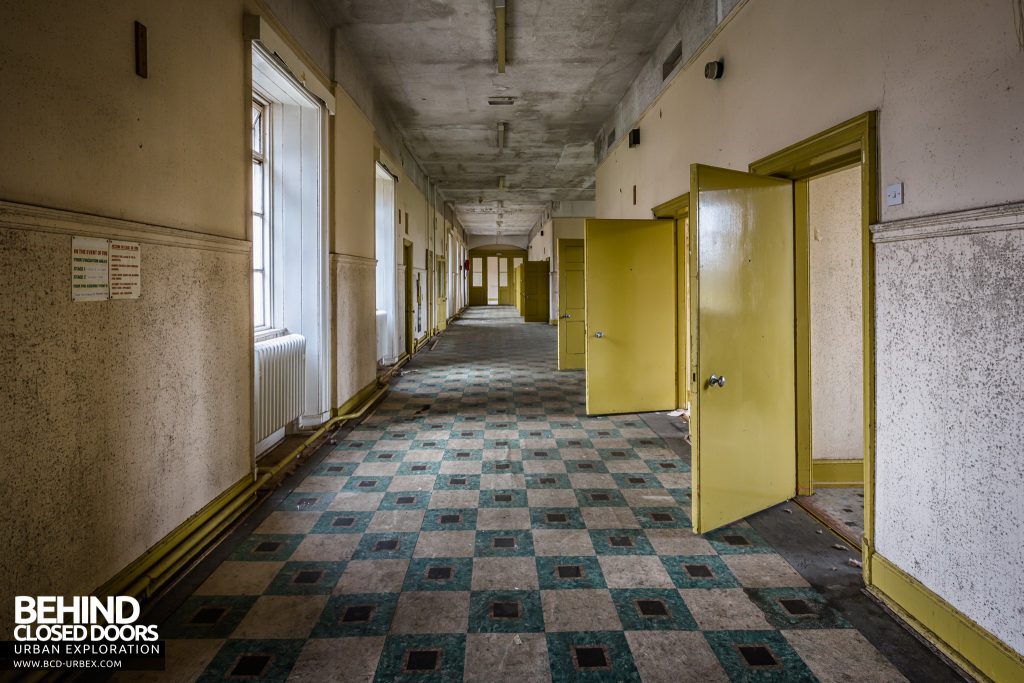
[379,491,431,510]
[365,450,406,463]
[161,595,256,639]
[375,634,466,682]
[660,555,740,589]
[421,508,478,531]
[433,473,481,490]
[535,556,607,589]
[397,461,442,476]
[589,528,656,555]
[704,525,775,555]
[645,459,689,474]
[565,460,609,474]
[402,557,473,591]
[266,561,345,595]
[612,473,660,488]
[311,511,373,534]
[633,507,691,529]
[481,460,524,474]
[557,438,594,448]
[442,448,483,461]
[469,590,544,633]
[545,631,640,682]
[745,587,852,630]
[312,461,358,476]
[199,638,304,682]
[353,532,419,560]
[229,534,303,562]
[703,630,817,682]
[312,592,399,638]
[575,489,628,507]
[522,449,561,461]
[529,507,586,529]
[610,588,698,630]
[670,488,693,506]
[474,530,534,557]
[479,489,529,508]
[525,474,571,489]
[343,476,393,493]
[599,448,642,462]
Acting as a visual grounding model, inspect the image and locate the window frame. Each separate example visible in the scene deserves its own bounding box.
[251,91,273,333]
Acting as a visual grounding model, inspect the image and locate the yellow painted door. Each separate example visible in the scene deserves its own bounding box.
[558,239,586,370]
[524,261,548,322]
[689,164,795,532]
[584,219,675,415]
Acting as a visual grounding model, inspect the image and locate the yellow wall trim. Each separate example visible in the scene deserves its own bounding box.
[812,458,864,487]
[869,553,1024,683]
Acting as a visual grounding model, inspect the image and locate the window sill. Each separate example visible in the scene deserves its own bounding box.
[254,328,287,344]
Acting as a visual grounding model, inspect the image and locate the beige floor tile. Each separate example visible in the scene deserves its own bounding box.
[404,450,445,462]
[391,591,470,633]
[722,554,810,587]
[656,472,691,489]
[373,439,412,451]
[541,589,621,631]
[387,475,436,492]
[621,488,676,508]
[569,473,618,489]
[483,448,523,460]
[464,633,552,683]
[476,507,532,530]
[194,561,281,595]
[429,490,480,508]
[231,595,328,639]
[581,507,640,529]
[644,529,715,555]
[471,557,539,590]
[353,462,400,476]
[291,534,361,561]
[335,559,409,593]
[293,476,346,493]
[447,438,485,450]
[440,460,483,475]
[522,460,567,474]
[112,639,223,682]
[532,529,595,556]
[599,556,675,588]
[328,492,385,511]
[558,448,600,461]
[604,461,651,473]
[287,636,385,683]
[680,588,772,630]
[254,511,320,534]
[480,473,527,490]
[414,530,477,557]
[625,631,729,683]
[527,489,578,508]
[367,509,425,532]
[783,629,908,683]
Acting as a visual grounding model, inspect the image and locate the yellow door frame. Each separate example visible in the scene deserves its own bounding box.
[652,194,690,409]
[403,239,414,357]
[748,111,877,522]
[556,238,586,370]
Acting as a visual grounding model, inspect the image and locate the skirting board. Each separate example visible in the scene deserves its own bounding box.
[812,458,864,488]
[869,552,1024,683]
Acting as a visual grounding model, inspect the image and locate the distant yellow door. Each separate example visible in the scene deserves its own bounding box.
[558,239,586,370]
[689,164,795,532]
[524,261,549,322]
[584,219,675,415]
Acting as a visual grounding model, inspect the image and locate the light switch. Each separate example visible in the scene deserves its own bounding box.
[886,182,904,206]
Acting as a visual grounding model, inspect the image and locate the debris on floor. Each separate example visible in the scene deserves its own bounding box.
[832,543,848,551]
[847,558,863,568]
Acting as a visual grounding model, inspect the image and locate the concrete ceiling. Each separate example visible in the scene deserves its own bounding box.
[317,0,682,235]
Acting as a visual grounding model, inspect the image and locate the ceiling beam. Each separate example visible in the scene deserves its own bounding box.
[494,0,506,74]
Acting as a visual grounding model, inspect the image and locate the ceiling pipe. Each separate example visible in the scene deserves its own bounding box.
[497,121,506,153]
[495,0,507,73]
[497,174,506,189]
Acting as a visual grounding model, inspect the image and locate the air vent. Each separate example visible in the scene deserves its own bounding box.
[662,41,683,80]
[488,96,516,105]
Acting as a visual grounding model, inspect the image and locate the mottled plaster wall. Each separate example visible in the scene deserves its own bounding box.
[332,255,378,405]
[873,206,1024,655]
[0,217,251,635]
[808,167,863,461]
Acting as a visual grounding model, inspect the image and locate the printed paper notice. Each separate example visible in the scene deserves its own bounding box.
[110,240,141,299]
[71,236,109,301]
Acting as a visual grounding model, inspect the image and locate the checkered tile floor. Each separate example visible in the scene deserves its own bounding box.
[133,306,906,682]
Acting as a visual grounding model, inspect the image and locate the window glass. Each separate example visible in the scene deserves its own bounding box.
[472,258,483,287]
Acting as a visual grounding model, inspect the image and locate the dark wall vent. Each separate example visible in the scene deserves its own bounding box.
[662,41,683,80]
[606,129,616,150]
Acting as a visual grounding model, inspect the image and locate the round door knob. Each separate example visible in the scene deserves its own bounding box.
[594,331,605,338]
[708,374,726,388]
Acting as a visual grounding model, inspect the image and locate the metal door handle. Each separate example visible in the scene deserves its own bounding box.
[708,374,726,388]
[560,314,571,319]
[594,331,604,338]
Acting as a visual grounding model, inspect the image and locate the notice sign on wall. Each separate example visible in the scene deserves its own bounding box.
[71,237,110,301]
[109,240,141,299]
[71,237,142,301]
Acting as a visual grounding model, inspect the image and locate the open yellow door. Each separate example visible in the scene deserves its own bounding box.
[689,164,795,532]
[558,239,586,370]
[585,219,675,415]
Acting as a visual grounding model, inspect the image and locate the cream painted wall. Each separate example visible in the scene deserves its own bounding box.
[596,0,1024,223]
[808,167,864,462]
[595,0,1024,657]
[0,1,247,239]
[333,86,376,259]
